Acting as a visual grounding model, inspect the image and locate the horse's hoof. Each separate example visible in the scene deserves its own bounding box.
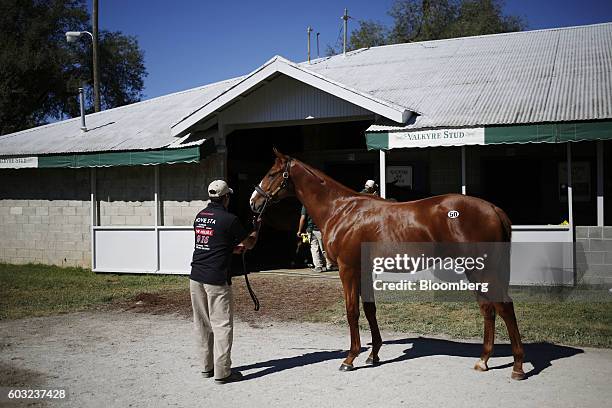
[511,370,526,381]
[365,356,380,365]
[339,363,355,372]
[473,359,488,372]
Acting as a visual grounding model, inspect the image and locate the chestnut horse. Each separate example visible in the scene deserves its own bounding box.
[250,149,525,380]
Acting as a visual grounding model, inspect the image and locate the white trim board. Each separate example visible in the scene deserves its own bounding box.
[170,56,413,136]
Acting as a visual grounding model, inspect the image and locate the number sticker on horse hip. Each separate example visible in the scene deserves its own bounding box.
[448,210,459,219]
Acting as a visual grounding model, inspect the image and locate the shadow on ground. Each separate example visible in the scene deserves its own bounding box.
[376,337,584,379]
[235,337,583,381]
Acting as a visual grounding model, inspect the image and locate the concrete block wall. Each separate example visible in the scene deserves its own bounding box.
[97,166,156,226]
[0,155,224,267]
[161,154,223,226]
[575,226,612,285]
[0,169,91,267]
[96,155,224,227]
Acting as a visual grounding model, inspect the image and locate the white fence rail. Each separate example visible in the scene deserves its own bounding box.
[92,225,575,285]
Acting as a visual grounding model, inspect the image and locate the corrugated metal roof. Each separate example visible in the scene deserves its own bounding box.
[0,77,242,155]
[304,22,612,130]
[1,22,610,156]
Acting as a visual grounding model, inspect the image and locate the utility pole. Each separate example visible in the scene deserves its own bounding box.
[307,26,313,63]
[342,8,348,56]
[316,32,320,58]
[92,0,101,112]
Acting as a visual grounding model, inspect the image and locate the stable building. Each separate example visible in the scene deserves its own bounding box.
[1,22,611,284]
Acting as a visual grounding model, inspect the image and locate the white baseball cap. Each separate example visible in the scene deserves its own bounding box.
[207,180,233,197]
[365,179,376,188]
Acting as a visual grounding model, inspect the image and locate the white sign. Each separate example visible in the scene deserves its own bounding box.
[0,156,38,168]
[388,128,485,149]
[386,166,413,187]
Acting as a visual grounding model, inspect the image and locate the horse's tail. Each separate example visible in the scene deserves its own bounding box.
[492,206,512,243]
[491,205,513,301]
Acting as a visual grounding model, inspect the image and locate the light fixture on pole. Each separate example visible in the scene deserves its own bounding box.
[65,30,93,42]
[65,30,100,113]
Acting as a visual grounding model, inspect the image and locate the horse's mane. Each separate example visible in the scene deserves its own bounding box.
[293,158,359,198]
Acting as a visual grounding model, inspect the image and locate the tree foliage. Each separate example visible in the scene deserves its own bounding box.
[0,0,147,134]
[349,20,389,50]
[327,0,526,55]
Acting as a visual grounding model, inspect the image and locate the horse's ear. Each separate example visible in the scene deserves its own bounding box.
[273,147,287,160]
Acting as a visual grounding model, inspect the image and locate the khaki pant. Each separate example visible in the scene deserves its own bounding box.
[189,279,233,379]
[309,230,333,269]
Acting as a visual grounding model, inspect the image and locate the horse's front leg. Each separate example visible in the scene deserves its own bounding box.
[339,267,361,371]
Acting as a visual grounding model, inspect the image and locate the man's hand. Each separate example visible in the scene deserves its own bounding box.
[296,231,302,238]
[233,243,247,254]
[239,230,258,251]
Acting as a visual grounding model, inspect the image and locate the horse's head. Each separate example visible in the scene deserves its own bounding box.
[250,148,294,213]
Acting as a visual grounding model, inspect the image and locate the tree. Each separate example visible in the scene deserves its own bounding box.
[327,0,526,55]
[0,0,147,134]
[447,0,525,39]
[326,19,388,56]
[349,20,389,50]
[66,30,147,117]
[388,0,458,43]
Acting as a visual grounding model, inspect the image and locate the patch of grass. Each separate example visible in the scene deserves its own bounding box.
[310,299,612,348]
[0,263,186,320]
[2,263,610,348]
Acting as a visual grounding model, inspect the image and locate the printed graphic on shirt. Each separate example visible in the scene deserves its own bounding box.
[195,218,216,250]
[195,228,214,236]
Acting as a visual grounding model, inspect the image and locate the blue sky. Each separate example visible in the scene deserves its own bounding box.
[89,0,612,100]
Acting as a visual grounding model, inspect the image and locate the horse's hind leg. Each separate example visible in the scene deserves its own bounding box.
[494,301,526,380]
[474,299,496,372]
[363,301,382,365]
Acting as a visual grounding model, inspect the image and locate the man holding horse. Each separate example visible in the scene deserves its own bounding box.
[190,179,258,384]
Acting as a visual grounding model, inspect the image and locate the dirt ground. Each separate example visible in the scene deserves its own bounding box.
[1,314,612,407]
[1,272,611,407]
[109,273,344,323]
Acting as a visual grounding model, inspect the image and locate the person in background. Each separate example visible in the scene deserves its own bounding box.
[361,179,379,196]
[190,180,258,384]
[297,205,336,272]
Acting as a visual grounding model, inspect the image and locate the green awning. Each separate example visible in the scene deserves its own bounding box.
[366,120,612,150]
[0,146,203,169]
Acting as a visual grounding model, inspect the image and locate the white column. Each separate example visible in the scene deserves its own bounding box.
[154,165,160,272]
[90,168,97,270]
[567,143,573,227]
[154,165,160,227]
[379,149,386,198]
[597,140,604,226]
[461,146,467,195]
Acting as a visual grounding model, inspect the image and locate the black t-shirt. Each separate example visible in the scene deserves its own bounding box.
[190,202,249,285]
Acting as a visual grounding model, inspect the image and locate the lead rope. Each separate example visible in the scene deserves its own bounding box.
[243,161,291,312]
[242,251,260,311]
[241,197,268,312]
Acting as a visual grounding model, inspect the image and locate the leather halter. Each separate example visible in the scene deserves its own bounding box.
[253,158,292,210]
